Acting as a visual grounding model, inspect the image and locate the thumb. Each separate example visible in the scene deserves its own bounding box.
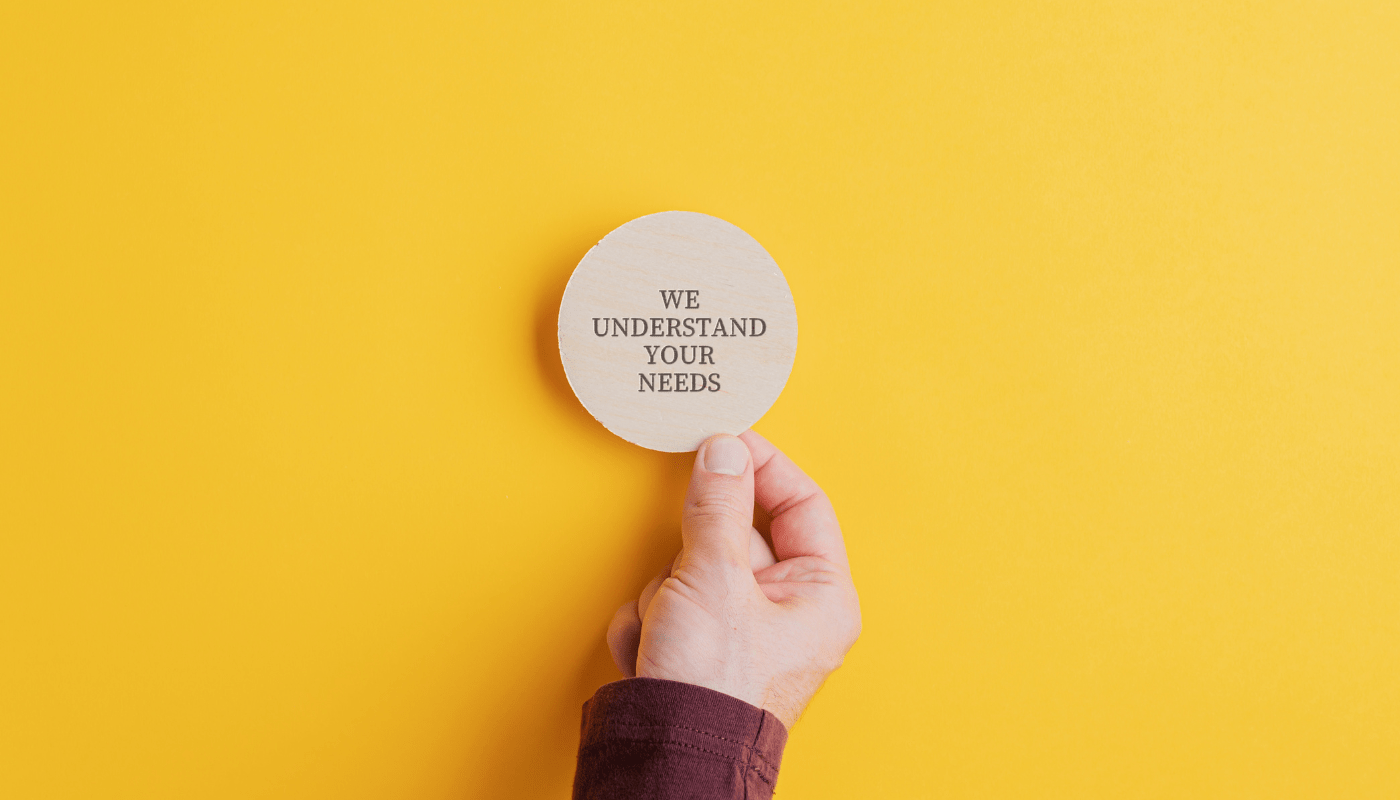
[680,434,755,575]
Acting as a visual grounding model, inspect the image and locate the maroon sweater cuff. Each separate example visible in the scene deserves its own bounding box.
[573,678,789,799]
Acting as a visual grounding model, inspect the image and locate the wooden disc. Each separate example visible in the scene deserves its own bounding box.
[558,211,798,452]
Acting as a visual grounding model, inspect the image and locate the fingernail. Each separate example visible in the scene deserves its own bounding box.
[704,436,748,476]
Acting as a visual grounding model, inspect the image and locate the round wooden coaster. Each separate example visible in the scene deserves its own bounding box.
[558,211,798,452]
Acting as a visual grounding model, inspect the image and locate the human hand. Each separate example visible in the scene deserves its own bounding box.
[605,430,861,729]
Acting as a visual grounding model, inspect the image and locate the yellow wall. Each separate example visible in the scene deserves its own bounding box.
[3,2,1397,797]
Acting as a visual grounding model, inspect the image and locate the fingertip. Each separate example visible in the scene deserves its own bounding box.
[738,429,776,464]
[749,525,777,571]
[738,428,767,447]
[699,434,751,477]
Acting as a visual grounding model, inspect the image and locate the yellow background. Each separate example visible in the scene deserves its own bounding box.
[3,2,1397,797]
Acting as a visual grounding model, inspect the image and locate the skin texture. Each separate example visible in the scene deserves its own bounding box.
[606,430,862,729]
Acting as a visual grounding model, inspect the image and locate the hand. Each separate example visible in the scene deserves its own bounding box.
[606,430,861,729]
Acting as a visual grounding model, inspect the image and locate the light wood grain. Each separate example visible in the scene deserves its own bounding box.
[558,211,798,452]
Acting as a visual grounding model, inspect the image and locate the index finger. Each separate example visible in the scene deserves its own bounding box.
[739,430,848,567]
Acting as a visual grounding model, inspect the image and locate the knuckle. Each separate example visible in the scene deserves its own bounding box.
[844,598,863,643]
[824,651,847,673]
[685,487,751,523]
[829,605,862,656]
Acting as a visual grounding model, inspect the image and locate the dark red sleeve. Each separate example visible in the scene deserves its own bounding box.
[572,678,789,800]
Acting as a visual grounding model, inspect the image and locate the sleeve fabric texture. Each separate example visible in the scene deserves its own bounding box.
[573,678,789,800]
